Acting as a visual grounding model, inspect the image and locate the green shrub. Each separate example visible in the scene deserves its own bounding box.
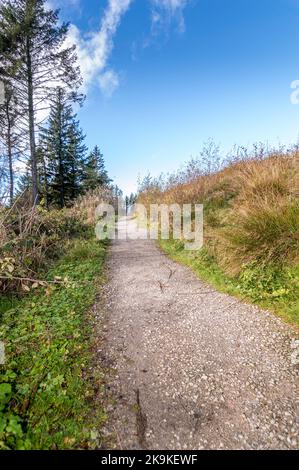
[0,207,90,295]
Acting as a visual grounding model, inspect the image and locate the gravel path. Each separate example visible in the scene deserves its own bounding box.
[102,217,298,450]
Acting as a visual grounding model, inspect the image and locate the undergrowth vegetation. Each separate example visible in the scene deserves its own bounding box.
[0,186,113,299]
[0,237,108,449]
[139,145,299,325]
[0,187,114,449]
[0,206,89,296]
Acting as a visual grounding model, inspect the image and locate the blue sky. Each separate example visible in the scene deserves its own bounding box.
[52,0,299,194]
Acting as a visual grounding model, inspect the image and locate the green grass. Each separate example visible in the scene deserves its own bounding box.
[0,237,109,450]
[159,239,299,327]
[0,297,20,317]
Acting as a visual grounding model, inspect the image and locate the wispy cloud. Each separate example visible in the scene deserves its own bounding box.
[64,0,133,97]
[131,0,191,61]
[98,69,120,97]
[151,0,190,34]
[55,1,190,96]
[46,0,81,11]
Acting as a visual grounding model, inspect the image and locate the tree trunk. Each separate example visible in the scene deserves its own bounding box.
[26,36,38,206]
[5,99,14,206]
[7,131,13,207]
[42,155,49,210]
[58,103,65,208]
[58,152,64,209]
[71,158,76,200]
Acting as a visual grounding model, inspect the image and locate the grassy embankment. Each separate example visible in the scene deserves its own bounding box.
[160,239,299,325]
[140,153,299,326]
[0,190,113,449]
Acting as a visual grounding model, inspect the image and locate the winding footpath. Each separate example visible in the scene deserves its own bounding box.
[102,217,298,450]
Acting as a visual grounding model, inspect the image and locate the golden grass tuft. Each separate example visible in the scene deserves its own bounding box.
[138,151,299,275]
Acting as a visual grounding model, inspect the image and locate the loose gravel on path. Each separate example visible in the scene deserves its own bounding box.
[102,217,298,450]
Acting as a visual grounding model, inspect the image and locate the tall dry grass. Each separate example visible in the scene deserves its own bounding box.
[0,186,114,294]
[138,149,299,275]
[72,186,116,224]
[217,155,299,273]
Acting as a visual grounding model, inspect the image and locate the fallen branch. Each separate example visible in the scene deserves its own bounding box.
[0,275,66,285]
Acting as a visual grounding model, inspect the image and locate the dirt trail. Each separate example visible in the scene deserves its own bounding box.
[102,217,298,450]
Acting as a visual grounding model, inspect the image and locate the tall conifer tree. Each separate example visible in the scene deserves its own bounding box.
[41,88,87,207]
[82,146,110,191]
[0,0,82,205]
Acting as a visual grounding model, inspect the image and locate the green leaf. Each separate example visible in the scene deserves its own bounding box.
[6,415,23,437]
[0,383,12,406]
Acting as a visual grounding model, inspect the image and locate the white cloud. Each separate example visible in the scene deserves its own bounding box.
[50,1,190,96]
[46,0,81,9]
[151,0,189,33]
[64,0,133,97]
[98,69,120,97]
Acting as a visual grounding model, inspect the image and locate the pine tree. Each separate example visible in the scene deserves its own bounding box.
[0,84,20,205]
[17,166,31,194]
[129,193,137,206]
[0,0,82,205]
[82,146,110,192]
[65,119,87,202]
[35,143,49,208]
[42,88,71,208]
[41,88,87,208]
